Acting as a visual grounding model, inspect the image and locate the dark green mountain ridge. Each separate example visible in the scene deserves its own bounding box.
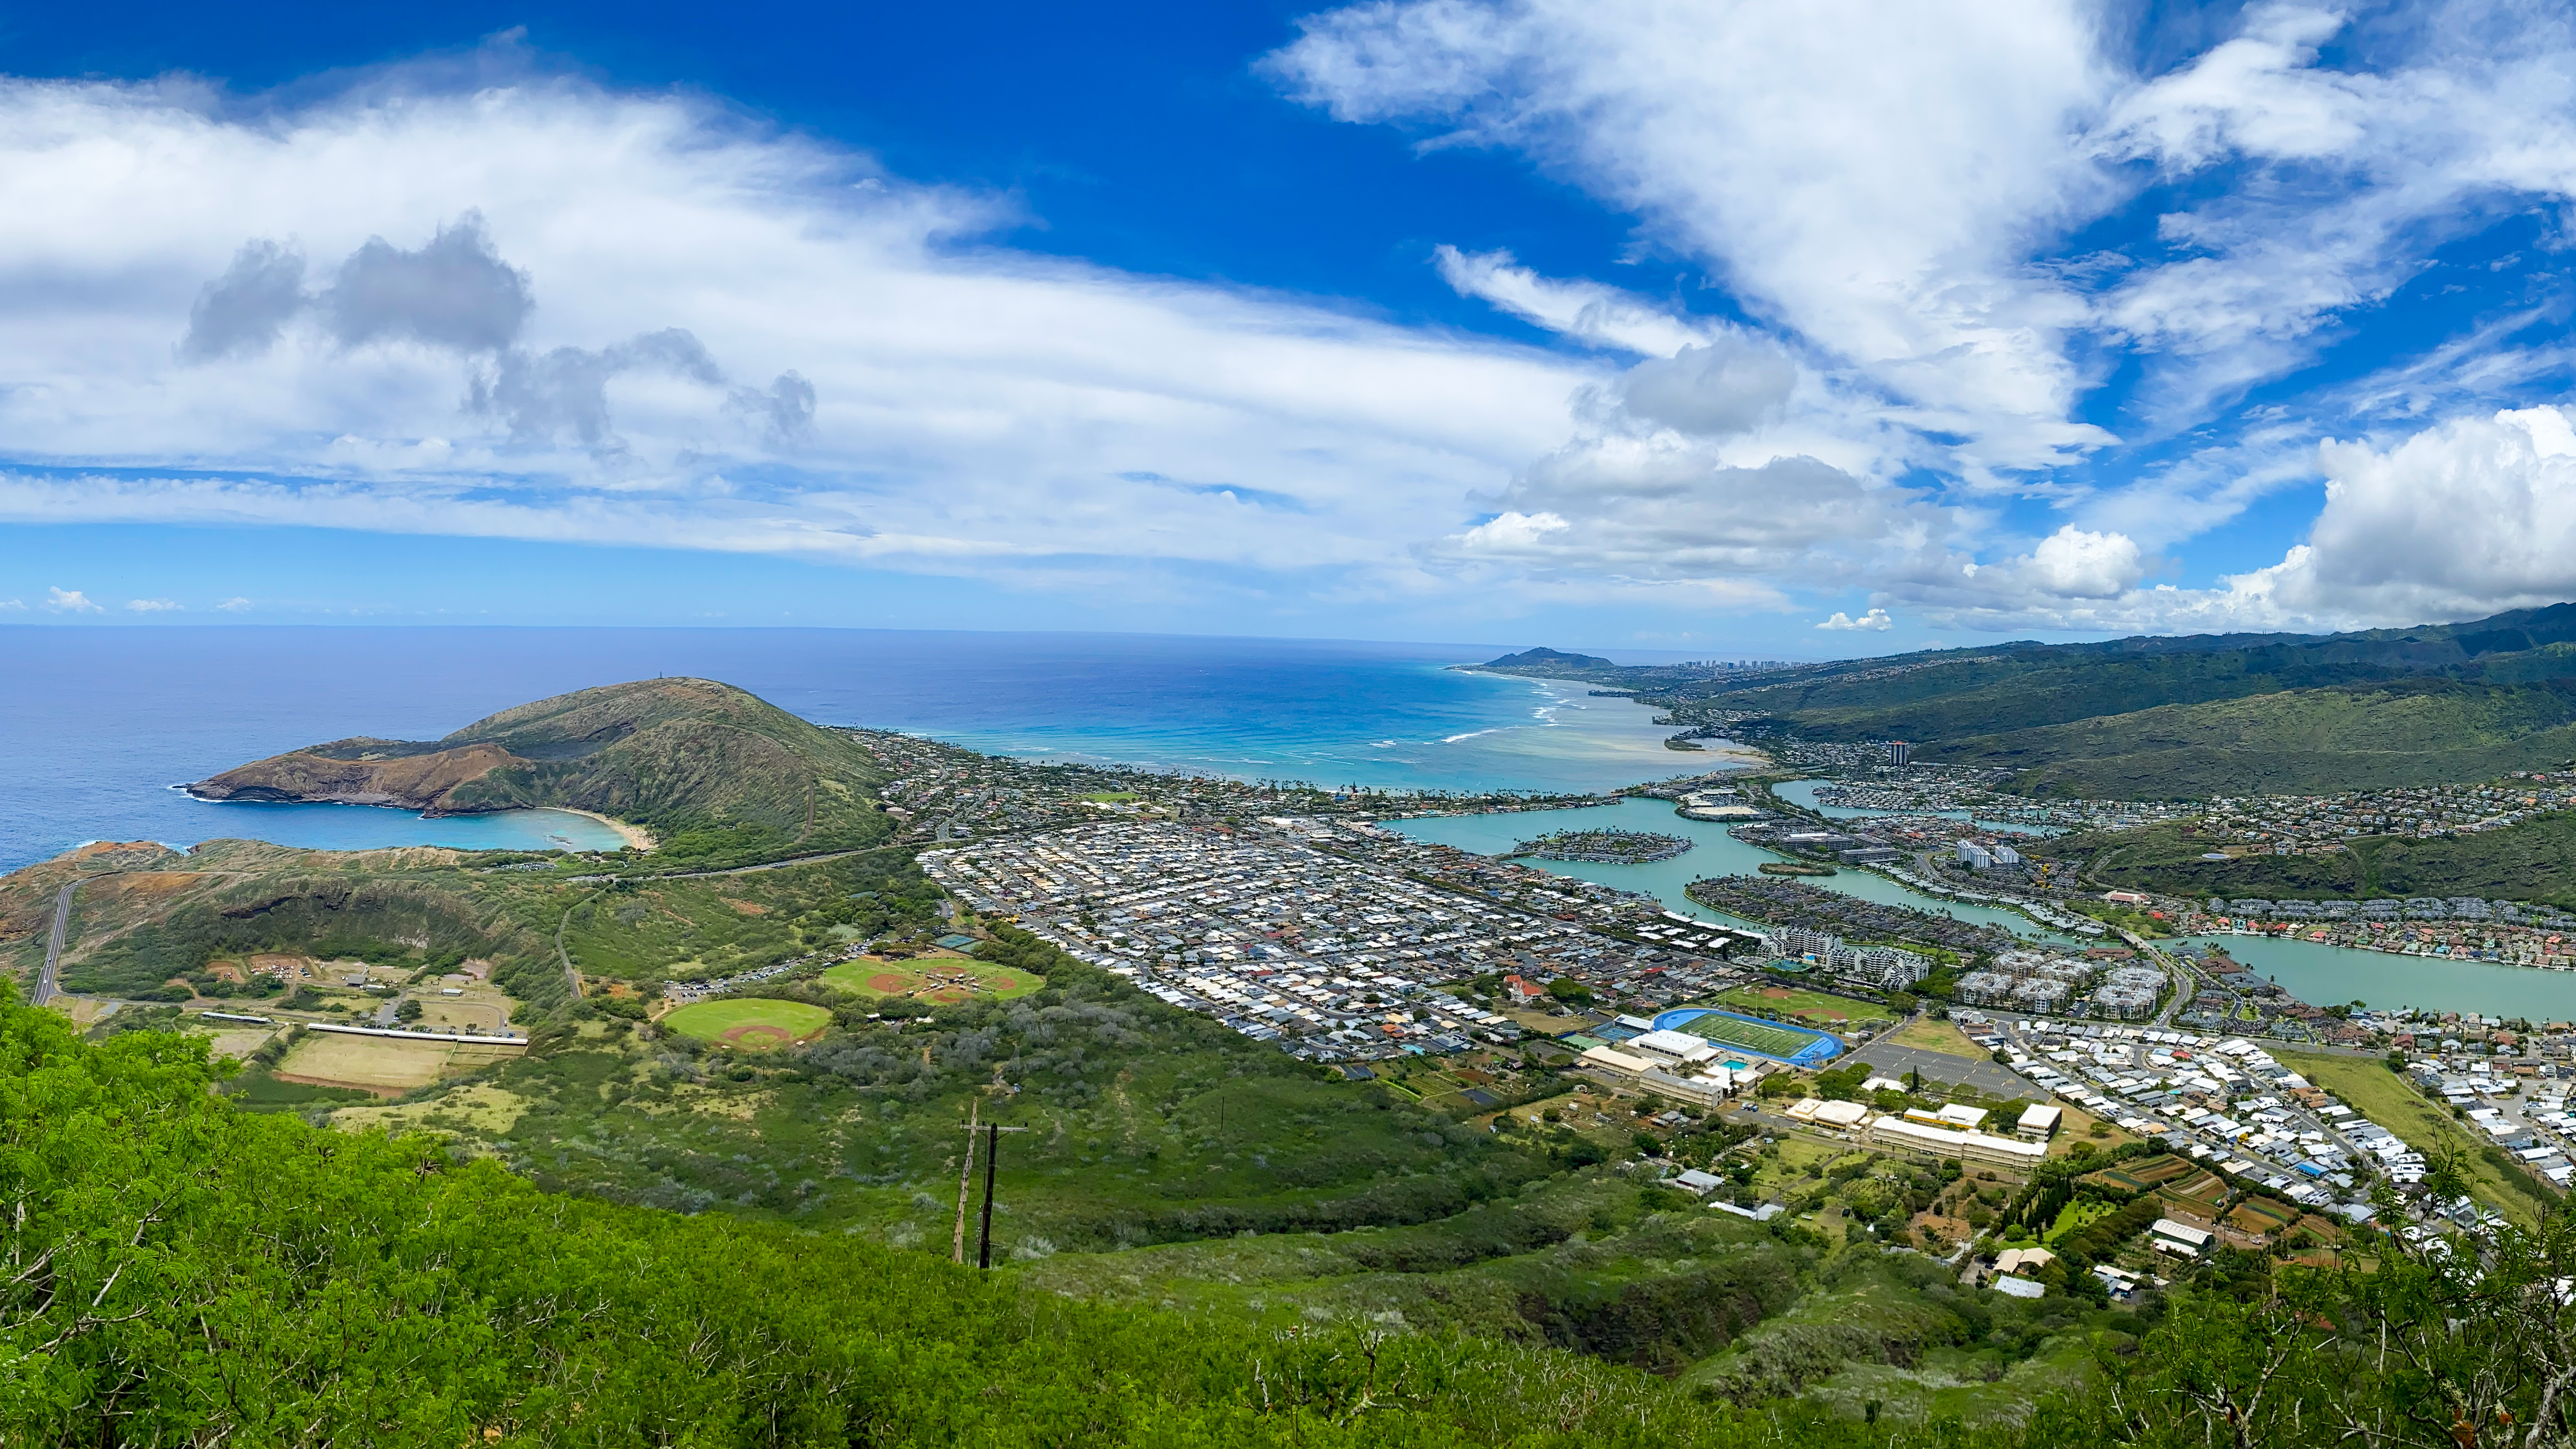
[1481,602,2576,796]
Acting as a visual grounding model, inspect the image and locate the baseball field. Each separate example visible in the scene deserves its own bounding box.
[819,956,1044,1005]
[662,998,835,1049]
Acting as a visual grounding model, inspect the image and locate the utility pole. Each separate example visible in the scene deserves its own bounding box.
[976,1119,1027,1271]
[954,1100,1025,1267]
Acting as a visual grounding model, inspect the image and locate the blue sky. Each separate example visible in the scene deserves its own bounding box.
[5,0,2576,655]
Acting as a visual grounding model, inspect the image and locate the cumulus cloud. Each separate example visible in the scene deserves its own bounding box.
[1612,338,1799,439]
[180,239,307,361]
[0,597,22,610]
[1817,608,1892,631]
[472,328,726,447]
[124,597,181,611]
[43,586,100,613]
[729,370,815,447]
[215,596,250,611]
[1432,445,1923,599]
[322,213,532,353]
[2246,406,2576,622]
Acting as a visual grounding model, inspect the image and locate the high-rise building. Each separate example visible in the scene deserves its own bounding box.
[1887,740,1910,767]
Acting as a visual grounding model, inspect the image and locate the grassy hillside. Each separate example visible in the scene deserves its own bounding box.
[0,988,1918,1448]
[1482,603,2576,797]
[351,935,1561,1249]
[193,678,891,861]
[2032,812,2576,907]
[16,978,2576,1448]
[0,838,943,1015]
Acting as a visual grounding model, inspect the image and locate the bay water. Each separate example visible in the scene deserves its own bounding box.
[0,626,1678,872]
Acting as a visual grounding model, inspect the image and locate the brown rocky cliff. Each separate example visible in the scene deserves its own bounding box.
[188,741,520,812]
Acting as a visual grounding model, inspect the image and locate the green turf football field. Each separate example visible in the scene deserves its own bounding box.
[1687,1013,1820,1059]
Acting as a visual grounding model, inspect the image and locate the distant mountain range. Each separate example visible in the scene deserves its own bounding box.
[1481,603,2576,797]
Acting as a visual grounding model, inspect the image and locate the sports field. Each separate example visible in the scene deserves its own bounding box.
[1652,1006,1841,1066]
[276,1034,465,1094]
[663,999,834,1049]
[1712,983,1875,1026]
[819,957,1044,1005]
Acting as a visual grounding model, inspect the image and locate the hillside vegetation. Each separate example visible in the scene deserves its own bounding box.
[190,678,889,858]
[25,987,2576,1446]
[0,839,938,1012]
[1482,602,2576,796]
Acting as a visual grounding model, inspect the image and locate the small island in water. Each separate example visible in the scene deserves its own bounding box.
[1507,827,1693,864]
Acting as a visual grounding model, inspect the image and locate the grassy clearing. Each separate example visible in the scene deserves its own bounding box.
[2043,1197,2113,1245]
[2274,1048,2549,1229]
[1712,984,1883,1028]
[1886,1017,1984,1055]
[663,998,834,1049]
[275,1033,465,1094]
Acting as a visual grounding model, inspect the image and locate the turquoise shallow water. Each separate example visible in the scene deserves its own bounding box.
[166,799,629,855]
[1384,797,2080,944]
[0,627,1694,870]
[1393,803,2576,1019]
[2176,934,2576,1021]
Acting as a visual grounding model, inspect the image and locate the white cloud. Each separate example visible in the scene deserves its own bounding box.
[1817,608,1892,631]
[1271,0,2121,475]
[2241,406,2576,622]
[215,596,251,611]
[1451,510,1569,552]
[0,597,21,610]
[43,586,100,613]
[2087,3,2576,427]
[1433,245,1712,357]
[0,60,1600,591]
[1872,406,2576,633]
[124,597,181,612]
[1276,0,2576,631]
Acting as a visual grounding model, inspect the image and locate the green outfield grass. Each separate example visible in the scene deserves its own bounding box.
[819,956,1045,1004]
[663,998,834,1049]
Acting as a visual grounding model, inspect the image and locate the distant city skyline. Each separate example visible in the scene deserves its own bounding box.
[4,1,2576,656]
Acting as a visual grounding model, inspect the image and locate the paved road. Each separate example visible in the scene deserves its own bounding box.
[34,882,75,1006]
[640,847,877,880]
[1846,1039,2029,1098]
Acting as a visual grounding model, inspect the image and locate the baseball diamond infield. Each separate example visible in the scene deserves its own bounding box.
[819,956,1044,1005]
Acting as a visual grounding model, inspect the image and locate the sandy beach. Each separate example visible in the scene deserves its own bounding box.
[561,808,657,852]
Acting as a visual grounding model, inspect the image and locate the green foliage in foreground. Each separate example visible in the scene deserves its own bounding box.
[1,991,1904,1446]
[30,965,2576,1443]
[2034,811,2576,907]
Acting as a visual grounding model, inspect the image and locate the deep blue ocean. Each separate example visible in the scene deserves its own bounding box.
[0,627,1692,873]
